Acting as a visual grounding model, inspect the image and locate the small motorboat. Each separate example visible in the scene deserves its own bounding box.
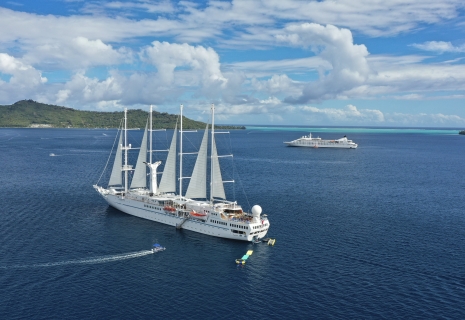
[152,243,166,253]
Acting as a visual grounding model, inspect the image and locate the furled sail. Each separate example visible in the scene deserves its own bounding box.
[130,122,148,189]
[158,123,177,193]
[211,134,226,199]
[108,132,123,186]
[185,125,209,199]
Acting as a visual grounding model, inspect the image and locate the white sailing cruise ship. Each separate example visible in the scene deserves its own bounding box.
[94,105,270,241]
[284,133,358,149]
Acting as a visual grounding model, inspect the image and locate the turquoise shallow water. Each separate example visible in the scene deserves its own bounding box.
[0,127,464,319]
[247,125,461,135]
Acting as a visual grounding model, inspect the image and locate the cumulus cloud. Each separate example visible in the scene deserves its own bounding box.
[51,71,121,106]
[411,41,465,53]
[0,53,47,101]
[142,41,227,87]
[51,70,185,108]
[40,41,230,108]
[276,23,370,103]
[251,74,301,96]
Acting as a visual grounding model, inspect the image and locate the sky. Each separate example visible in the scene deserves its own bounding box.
[1,0,465,127]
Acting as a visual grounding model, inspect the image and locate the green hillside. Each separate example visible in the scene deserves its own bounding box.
[0,100,245,129]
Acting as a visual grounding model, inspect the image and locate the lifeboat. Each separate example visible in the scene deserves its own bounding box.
[189,210,207,219]
[163,206,176,213]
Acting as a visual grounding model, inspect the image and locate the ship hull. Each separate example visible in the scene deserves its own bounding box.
[102,194,268,242]
[285,142,357,148]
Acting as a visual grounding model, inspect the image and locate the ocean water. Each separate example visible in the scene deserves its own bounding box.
[1,127,464,319]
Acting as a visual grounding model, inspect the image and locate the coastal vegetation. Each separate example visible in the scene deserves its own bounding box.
[0,100,245,129]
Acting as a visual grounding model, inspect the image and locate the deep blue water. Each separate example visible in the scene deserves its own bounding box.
[1,127,464,319]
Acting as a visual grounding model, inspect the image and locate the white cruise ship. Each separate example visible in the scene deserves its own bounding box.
[284,133,358,149]
[94,105,269,242]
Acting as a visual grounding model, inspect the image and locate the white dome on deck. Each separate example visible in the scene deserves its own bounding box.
[252,205,262,217]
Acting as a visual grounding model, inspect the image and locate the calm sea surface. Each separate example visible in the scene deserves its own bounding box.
[1,127,464,319]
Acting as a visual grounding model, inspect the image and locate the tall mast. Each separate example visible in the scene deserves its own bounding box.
[124,108,128,193]
[149,105,153,192]
[149,105,153,164]
[210,104,214,203]
[179,104,183,200]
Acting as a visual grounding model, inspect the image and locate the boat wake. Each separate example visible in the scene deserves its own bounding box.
[1,250,154,269]
[49,153,91,157]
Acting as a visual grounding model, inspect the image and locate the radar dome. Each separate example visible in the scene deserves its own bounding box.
[251,205,262,217]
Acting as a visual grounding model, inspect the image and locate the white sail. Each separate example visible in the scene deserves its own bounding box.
[211,134,226,199]
[185,124,209,199]
[158,124,177,193]
[130,122,148,189]
[108,132,123,186]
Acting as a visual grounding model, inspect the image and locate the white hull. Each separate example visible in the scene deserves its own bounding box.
[97,190,269,242]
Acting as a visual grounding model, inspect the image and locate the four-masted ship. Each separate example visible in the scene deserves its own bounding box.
[94,105,270,241]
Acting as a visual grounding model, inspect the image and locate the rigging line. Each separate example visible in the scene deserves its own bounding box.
[127,126,143,149]
[231,159,251,212]
[182,129,202,152]
[228,132,236,201]
[96,118,123,185]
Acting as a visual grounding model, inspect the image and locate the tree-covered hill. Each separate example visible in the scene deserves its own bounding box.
[0,100,245,129]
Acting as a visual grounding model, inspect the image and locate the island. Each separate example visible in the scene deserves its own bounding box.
[0,100,245,130]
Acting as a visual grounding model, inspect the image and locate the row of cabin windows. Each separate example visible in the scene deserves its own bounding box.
[232,230,246,235]
[230,223,247,229]
[144,204,161,210]
[253,222,269,229]
[211,220,227,226]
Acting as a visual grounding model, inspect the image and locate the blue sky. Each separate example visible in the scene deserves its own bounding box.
[1,0,465,127]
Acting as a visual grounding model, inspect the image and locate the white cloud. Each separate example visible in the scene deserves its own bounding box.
[300,104,465,126]
[141,41,227,93]
[0,7,182,46]
[177,0,465,41]
[411,41,465,53]
[251,74,301,96]
[23,37,131,69]
[0,53,47,101]
[367,58,465,95]
[301,104,384,123]
[50,70,176,107]
[226,57,330,77]
[276,23,370,103]
[0,1,462,53]
[102,0,175,14]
